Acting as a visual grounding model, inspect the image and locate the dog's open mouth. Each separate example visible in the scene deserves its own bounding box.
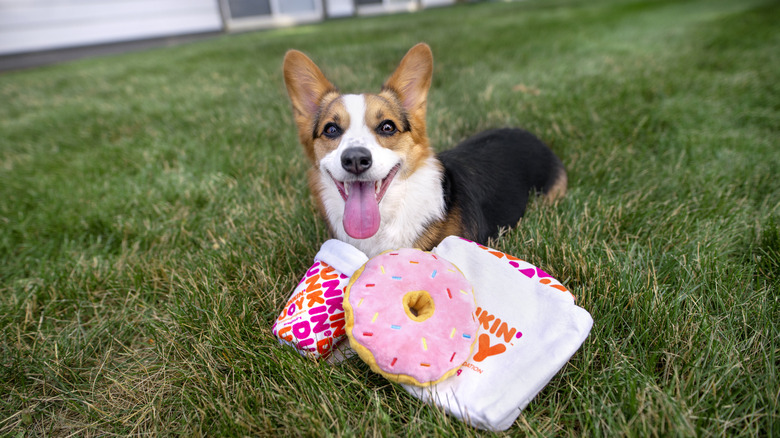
[331,164,400,239]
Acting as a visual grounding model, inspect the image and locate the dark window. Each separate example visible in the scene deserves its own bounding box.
[227,0,271,18]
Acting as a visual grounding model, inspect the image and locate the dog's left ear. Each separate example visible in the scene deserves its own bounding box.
[283,50,337,142]
[383,43,434,122]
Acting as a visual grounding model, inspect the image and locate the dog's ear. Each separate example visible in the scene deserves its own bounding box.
[283,50,336,137]
[383,43,433,121]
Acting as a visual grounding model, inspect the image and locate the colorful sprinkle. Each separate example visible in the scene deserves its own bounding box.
[371,313,378,323]
[462,334,472,339]
[380,265,385,274]
[366,283,375,287]
[357,298,364,307]
[450,352,457,362]
[363,332,373,337]
[422,337,428,351]
[431,270,437,278]
[459,289,467,295]
[409,260,419,264]
[420,363,431,367]
[450,328,456,339]
[390,324,401,330]
[391,358,397,366]
[392,276,402,280]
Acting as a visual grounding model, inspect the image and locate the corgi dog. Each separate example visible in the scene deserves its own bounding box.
[283,43,566,258]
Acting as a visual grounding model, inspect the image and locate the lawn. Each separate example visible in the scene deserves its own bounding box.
[1,0,778,435]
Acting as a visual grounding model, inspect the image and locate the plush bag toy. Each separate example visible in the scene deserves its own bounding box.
[271,240,367,359]
[272,237,593,431]
[403,236,593,431]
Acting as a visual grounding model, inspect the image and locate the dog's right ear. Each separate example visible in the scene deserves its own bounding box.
[283,50,336,140]
[383,43,433,125]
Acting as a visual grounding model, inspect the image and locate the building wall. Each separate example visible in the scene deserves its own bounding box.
[422,0,455,7]
[0,0,456,56]
[324,0,355,18]
[355,0,455,16]
[221,0,323,32]
[0,0,223,55]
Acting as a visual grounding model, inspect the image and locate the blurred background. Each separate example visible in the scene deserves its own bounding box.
[0,0,462,70]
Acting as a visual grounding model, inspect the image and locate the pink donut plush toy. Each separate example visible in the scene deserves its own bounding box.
[343,248,479,386]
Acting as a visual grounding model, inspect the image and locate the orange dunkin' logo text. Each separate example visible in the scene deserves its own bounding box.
[471,306,522,362]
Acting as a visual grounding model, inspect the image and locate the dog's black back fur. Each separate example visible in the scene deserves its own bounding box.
[438,128,565,243]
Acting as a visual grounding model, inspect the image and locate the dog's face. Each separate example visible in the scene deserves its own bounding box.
[283,44,440,243]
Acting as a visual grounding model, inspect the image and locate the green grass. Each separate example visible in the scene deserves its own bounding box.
[1,0,778,435]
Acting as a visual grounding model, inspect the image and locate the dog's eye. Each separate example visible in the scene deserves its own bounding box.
[323,123,342,139]
[378,120,397,136]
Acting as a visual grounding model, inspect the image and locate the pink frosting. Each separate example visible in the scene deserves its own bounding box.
[347,248,478,384]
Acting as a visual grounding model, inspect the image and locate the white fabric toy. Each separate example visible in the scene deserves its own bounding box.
[271,240,367,359]
[272,237,592,431]
[403,236,593,431]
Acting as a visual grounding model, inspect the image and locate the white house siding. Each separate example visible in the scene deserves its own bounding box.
[356,0,414,16]
[324,0,354,18]
[0,0,223,55]
[355,0,454,16]
[421,0,454,7]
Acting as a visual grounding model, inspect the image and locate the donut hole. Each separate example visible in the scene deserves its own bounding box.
[403,290,435,322]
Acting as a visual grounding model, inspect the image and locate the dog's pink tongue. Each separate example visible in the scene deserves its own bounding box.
[343,181,380,239]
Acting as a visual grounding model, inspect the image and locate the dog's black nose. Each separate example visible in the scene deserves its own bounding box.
[341,147,372,175]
